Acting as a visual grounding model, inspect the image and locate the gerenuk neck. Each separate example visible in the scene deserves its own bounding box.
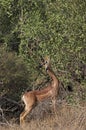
[46,67,59,87]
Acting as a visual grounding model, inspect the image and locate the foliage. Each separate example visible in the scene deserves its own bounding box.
[19,0,86,86]
[0,0,20,51]
[0,0,86,102]
[0,45,29,100]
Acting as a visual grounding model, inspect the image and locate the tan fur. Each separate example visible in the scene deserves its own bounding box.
[20,57,59,125]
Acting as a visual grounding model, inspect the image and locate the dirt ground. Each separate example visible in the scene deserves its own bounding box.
[0,100,86,130]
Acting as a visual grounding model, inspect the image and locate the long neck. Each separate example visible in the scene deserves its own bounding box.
[46,67,59,86]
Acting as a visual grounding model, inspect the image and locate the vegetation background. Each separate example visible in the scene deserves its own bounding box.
[0,0,86,130]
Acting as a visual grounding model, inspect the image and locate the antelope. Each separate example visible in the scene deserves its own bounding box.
[20,56,59,125]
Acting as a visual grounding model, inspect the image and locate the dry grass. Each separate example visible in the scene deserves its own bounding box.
[0,101,86,130]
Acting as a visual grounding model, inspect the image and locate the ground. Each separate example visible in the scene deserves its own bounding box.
[0,100,86,130]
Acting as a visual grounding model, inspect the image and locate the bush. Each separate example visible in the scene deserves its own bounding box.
[0,45,29,100]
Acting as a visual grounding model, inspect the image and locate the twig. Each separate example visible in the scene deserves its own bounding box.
[0,107,12,127]
[0,97,21,107]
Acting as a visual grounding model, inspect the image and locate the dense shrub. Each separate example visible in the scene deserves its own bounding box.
[0,0,86,103]
[0,45,29,100]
